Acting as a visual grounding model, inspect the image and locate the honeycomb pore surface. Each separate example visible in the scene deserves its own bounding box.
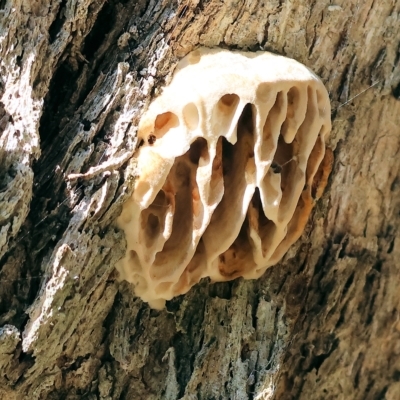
[117,47,332,309]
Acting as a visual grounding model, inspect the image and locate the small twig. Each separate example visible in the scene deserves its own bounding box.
[67,149,134,181]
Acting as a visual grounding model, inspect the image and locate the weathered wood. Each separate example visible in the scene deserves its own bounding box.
[0,0,399,398]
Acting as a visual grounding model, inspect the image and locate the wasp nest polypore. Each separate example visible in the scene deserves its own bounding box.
[117,48,332,309]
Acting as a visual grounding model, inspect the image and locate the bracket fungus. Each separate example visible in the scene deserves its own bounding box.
[117,48,332,309]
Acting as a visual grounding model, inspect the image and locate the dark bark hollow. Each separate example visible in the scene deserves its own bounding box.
[0,0,399,399]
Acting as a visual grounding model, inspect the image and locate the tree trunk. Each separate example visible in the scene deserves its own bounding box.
[1,0,399,399]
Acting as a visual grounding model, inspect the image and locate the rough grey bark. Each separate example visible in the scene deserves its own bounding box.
[0,0,399,399]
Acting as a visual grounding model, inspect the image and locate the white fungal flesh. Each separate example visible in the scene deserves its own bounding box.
[117,48,331,309]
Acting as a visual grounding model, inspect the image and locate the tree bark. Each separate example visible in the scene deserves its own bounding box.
[0,0,399,399]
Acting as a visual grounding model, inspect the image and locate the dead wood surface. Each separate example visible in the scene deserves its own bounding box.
[0,0,399,399]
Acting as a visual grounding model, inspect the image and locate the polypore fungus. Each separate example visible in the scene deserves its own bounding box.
[117,47,332,309]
